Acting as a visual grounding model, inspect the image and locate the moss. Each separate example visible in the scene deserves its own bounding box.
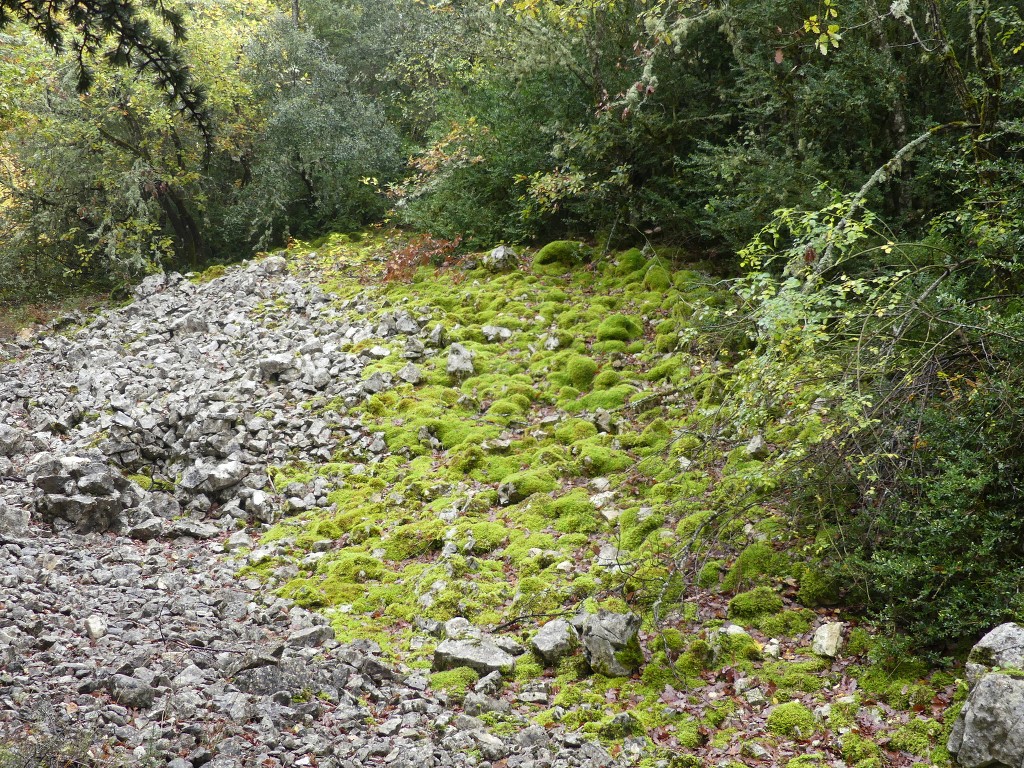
[381,519,447,561]
[571,385,635,412]
[854,661,936,708]
[501,646,543,683]
[728,586,784,619]
[486,397,530,422]
[533,241,591,274]
[722,542,790,591]
[846,627,873,656]
[841,733,880,763]
[615,248,648,275]
[785,755,826,768]
[193,263,228,283]
[126,473,154,491]
[766,701,816,739]
[460,521,509,553]
[320,552,386,582]
[565,355,599,390]
[592,369,622,389]
[697,559,725,589]
[577,441,632,476]
[639,418,673,451]
[278,578,327,609]
[761,659,829,694]
[643,264,672,291]
[554,418,599,443]
[754,609,816,637]
[499,469,558,501]
[619,507,665,551]
[429,667,480,703]
[796,563,840,607]
[596,314,643,342]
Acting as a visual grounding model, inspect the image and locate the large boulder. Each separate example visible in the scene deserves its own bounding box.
[948,623,1024,768]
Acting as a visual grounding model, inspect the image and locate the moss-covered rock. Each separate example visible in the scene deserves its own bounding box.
[565,355,599,390]
[596,314,643,342]
[498,469,558,503]
[766,701,816,739]
[722,541,790,591]
[840,732,881,763]
[532,241,591,274]
[614,248,648,276]
[429,667,480,703]
[728,586,784,619]
[643,264,672,291]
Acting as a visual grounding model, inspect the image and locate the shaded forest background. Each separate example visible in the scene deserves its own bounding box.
[4,0,1024,656]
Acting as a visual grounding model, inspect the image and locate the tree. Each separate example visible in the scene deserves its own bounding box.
[0,0,210,140]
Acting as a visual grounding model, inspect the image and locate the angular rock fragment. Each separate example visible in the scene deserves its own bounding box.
[432,638,516,676]
[578,611,641,677]
[531,618,579,665]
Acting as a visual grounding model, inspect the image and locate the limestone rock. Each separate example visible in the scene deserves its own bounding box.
[965,622,1024,686]
[446,344,475,380]
[578,611,641,677]
[482,245,518,272]
[481,325,513,343]
[84,615,107,640]
[949,673,1024,768]
[258,354,294,379]
[811,622,845,658]
[0,424,27,456]
[0,499,29,535]
[531,619,579,665]
[432,638,516,676]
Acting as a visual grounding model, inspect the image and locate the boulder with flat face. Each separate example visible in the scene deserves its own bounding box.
[432,638,516,676]
[948,623,1024,768]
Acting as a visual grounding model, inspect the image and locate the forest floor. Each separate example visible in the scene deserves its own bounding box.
[0,231,963,767]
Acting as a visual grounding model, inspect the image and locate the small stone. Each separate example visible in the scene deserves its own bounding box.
[745,434,769,459]
[258,354,294,379]
[397,363,422,385]
[84,616,107,640]
[463,692,510,716]
[481,325,513,343]
[126,517,164,541]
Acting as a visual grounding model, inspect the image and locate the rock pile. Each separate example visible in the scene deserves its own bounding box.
[0,256,624,767]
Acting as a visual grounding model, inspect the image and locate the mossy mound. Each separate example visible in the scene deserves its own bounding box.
[766,701,816,739]
[596,314,643,342]
[532,241,591,274]
[565,355,599,390]
[728,586,784,619]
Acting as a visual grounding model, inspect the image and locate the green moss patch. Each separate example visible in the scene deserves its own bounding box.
[766,701,816,739]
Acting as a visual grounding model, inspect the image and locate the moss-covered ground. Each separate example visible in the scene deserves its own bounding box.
[234,231,960,767]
